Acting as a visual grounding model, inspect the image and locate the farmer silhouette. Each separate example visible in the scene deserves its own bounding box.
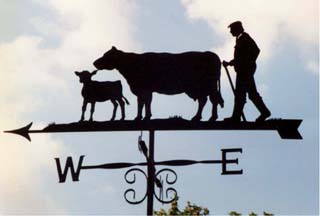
[223,21,271,122]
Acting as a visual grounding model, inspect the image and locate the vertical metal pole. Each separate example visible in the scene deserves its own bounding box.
[147,130,155,215]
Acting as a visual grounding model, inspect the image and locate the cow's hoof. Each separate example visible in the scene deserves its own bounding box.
[110,118,115,121]
[143,116,151,121]
[120,117,125,121]
[209,117,217,122]
[191,116,201,121]
[134,116,143,121]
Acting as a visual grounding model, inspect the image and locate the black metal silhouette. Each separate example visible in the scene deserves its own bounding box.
[223,21,271,123]
[75,70,129,122]
[124,168,148,204]
[223,65,247,122]
[55,155,84,183]
[52,131,243,215]
[4,119,302,215]
[153,168,178,204]
[93,47,224,121]
[4,118,303,141]
[3,34,303,214]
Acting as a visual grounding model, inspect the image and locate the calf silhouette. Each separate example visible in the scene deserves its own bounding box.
[94,46,224,121]
[75,70,129,122]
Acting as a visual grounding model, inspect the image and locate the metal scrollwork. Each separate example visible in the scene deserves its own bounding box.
[124,168,148,205]
[154,168,178,204]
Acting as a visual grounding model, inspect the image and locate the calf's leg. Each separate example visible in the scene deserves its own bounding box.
[111,99,118,121]
[89,102,95,122]
[118,98,126,120]
[80,100,88,122]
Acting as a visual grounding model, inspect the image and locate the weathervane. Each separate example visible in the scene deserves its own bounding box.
[4,118,302,214]
[4,21,303,215]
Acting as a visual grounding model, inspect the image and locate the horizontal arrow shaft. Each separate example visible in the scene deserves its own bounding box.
[81,159,237,170]
[4,118,303,141]
[82,162,147,169]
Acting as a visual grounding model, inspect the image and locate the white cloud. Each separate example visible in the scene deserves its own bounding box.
[0,0,138,213]
[0,36,67,115]
[0,131,67,214]
[32,0,140,71]
[181,0,319,74]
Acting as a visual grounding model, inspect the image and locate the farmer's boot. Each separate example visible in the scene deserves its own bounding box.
[224,101,245,123]
[251,96,271,122]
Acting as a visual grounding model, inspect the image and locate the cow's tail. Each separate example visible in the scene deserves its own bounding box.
[122,96,130,105]
[217,78,224,108]
[216,58,224,108]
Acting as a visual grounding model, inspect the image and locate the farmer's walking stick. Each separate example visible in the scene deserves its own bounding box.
[223,65,247,122]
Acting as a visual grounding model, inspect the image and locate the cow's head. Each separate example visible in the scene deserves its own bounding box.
[93,46,121,70]
[75,70,97,83]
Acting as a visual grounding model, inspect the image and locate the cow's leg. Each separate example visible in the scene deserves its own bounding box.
[191,96,207,121]
[209,93,219,122]
[89,102,95,122]
[144,93,152,120]
[209,79,224,122]
[80,100,88,122]
[118,98,125,120]
[110,99,118,121]
[135,96,143,120]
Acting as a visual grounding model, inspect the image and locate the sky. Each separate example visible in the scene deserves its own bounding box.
[0,0,318,215]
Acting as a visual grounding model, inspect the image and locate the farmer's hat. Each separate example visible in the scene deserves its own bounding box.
[228,21,244,32]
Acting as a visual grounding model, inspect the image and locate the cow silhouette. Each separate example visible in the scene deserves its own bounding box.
[94,46,223,121]
[75,70,129,122]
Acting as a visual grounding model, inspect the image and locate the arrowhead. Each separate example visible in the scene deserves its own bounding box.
[4,122,33,141]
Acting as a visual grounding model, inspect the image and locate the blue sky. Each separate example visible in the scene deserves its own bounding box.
[0,0,318,215]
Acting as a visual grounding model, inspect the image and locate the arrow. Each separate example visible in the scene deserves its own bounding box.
[4,118,303,141]
[4,122,34,141]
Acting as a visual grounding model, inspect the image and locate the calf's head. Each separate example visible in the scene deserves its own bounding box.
[93,46,121,70]
[75,70,97,83]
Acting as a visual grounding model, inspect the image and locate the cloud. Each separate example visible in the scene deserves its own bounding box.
[0,129,67,213]
[31,0,140,70]
[0,0,138,213]
[181,0,318,74]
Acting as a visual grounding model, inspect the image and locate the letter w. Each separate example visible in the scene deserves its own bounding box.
[55,155,85,183]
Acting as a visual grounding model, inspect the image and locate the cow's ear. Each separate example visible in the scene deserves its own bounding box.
[75,71,80,76]
[112,46,117,51]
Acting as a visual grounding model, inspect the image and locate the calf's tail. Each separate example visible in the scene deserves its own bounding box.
[122,96,130,105]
